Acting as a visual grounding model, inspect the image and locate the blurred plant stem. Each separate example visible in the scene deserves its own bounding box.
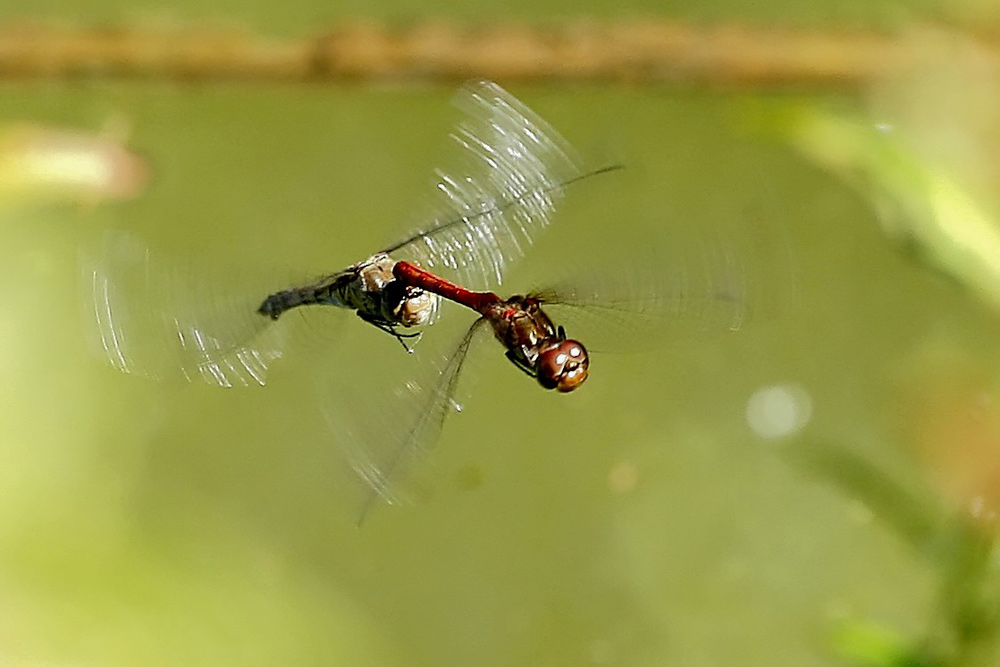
[0,20,989,86]
[791,440,1000,667]
[778,104,1000,314]
[771,28,1000,314]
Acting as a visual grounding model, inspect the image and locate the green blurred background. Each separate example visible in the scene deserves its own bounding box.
[3,1,1000,666]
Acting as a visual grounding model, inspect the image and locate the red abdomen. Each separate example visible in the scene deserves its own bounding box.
[393,261,500,314]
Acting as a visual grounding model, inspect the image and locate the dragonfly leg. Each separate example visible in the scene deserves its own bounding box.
[357,312,423,353]
[392,329,423,354]
[504,349,537,379]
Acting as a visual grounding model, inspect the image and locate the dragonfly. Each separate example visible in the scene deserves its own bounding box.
[326,236,752,522]
[81,80,756,524]
[256,163,620,354]
[85,81,611,387]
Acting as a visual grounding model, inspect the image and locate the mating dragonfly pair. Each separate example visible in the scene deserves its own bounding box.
[86,81,748,521]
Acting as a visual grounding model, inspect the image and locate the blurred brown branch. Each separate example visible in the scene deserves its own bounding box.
[0,20,984,86]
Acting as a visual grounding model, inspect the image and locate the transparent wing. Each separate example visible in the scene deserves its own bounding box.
[384,80,584,291]
[531,235,751,353]
[80,231,290,387]
[315,315,491,524]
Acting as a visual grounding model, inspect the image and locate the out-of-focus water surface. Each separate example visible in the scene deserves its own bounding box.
[3,17,1000,667]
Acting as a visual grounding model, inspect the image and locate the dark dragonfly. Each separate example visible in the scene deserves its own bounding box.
[84,81,605,387]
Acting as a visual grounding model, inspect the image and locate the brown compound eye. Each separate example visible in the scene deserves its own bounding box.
[535,340,589,392]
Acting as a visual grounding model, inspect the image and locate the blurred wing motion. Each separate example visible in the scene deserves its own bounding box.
[385,80,585,291]
[327,232,753,521]
[81,81,588,391]
[316,318,492,523]
[81,231,287,387]
[532,235,751,353]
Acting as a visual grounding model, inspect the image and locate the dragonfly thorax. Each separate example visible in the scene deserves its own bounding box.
[346,253,439,328]
[486,296,589,392]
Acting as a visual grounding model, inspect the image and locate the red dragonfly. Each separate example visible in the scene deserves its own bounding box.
[323,240,750,522]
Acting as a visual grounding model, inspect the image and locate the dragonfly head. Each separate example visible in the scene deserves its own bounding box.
[536,338,589,392]
[394,286,440,327]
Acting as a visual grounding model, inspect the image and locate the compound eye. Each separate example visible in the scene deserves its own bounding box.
[536,340,589,392]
